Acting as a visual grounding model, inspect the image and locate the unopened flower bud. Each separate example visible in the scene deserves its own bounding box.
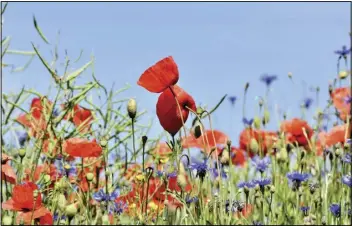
[43,174,51,184]
[19,148,26,158]
[127,98,137,119]
[220,148,230,165]
[329,85,333,95]
[2,216,12,225]
[105,170,111,177]
[245,82,250,92]
[142,135,148,146]
[102,214,109,225]
[177,174,187,190]
[33,189,39,198]
[249,138,259,153]
[263,110,270,125]
[335,148,343,157]
[227,140,232,148]
[270,185,275,193]
[57,194,67,211]
[339,70,349,79]
[100,139,108,148]
[192,121,203,139]
[86,172,94,182]
[65,204,78,218]
[254,116,261,129]
[288,72,293,79]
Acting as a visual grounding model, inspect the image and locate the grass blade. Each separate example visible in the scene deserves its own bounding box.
[32,43,60,83]
[33,15,50,44]
[64,60,93,82]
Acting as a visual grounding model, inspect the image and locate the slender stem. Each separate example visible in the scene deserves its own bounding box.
[131,119,136,163]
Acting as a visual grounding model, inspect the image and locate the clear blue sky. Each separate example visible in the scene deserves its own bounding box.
[2,2,351,147]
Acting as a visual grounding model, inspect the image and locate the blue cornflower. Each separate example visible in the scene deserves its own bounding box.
[252,221,263,226]
[185,195,198,204]
[303,98,313,109]
[93,189,119,202]
[110,201,127,215]
[156,170,177,178]
[53,213,66,222]
[210,167,227,179]
[342,175,352,187]
[252,155,271,173]
[330,204,341,217]
[347,138,352,144]
[53,108,60,117]
[260,74,278,87]
[16,131,28,147]
[228,96,237,106]
[334,45,351,58]
[189,159,208,180]
[300,206,310,216]
[345,96,352,104]
[287,172,310,190]
[242,117,253,127]
[237,181,256,189]
[252,178,271,191]
[342,153,351,164]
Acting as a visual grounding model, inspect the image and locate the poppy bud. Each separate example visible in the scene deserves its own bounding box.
[127,98,137,119]
[244,82,250,92]
[259,99,264,108]
[2,216,12,225]
[136,173,145,182]
[57,193,67,211]
[177,174,187,191]
[19,148,26,158]
[102,214,109,225]
[335,148,343,157]
[105,169,111,177]
[249,138,259,153]
[227,140,232,148]
[270,185,275,194]
[142,135,148,146]
[196,107,204,115]
[220,148,230,165]
[65,204,78,218]
[43,174,51,184]
[288,72,293,79]
[254,116,261,129]
[339,70,349,79]
[33,189,39,198]
[192,121,203,139]
[321,216,326,225]
[86,172,94,182]
[100,139,107,148]
[283,113,287,120]
[64,164,71,171]
[263,110,270,125]
[328,85,333,95]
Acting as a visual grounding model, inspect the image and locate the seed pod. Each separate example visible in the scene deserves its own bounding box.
[249,138,259,153]
[263,110,270,125]
[254,116,261,129]
[65,204,78,218]
[57,194,67,212]
[127,98,137,119]
[19,149,26,158]
[86,172,94,182]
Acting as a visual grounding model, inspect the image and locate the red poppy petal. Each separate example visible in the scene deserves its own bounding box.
[17,207,50,225]
[138,56,179,93]
[1,199,22,211]
[2,164,17,184]
[64,138,102,158]
[39,212,54,225]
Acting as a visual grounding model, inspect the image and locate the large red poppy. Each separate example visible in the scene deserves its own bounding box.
[137,56,179,93]
[239,128,278,157]
[64,104,93,133]
[156,85,196,136]
[2,182,52,225]
[63,138,102,158]
[1,154,17,184]
[318,124,350,148]
[280,118,313,147]
[331,87,350,121]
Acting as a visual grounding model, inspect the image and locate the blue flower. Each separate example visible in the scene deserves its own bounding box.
[342,175,352,187]
[330,204,341,217]
[252,178,271,188]
[345,96,352,104]
[300,206,310,216]
[242,117,253,127]
[53,213,66,221]
[185,195,198,204]
[287,172,310,190]
[347,139,352,145]
[260,74,278,87]
[210,167,227,179]
[156,170,177,178]
[252,155,271,173]
[16,131,28,147]
[303,98,313,109]
[237,181,256,189]
[342,153,351,164]
[189,159,208,180]
[110,201,127,215]
[93,189,119,202]
[252,221,263,226]
[334,45,351,58]
[228,96,237,106]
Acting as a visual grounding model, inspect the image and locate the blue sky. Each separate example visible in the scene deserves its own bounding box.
[2,2,351,147]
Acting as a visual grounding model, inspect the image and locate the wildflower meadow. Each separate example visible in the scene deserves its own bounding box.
[1,2,352,225]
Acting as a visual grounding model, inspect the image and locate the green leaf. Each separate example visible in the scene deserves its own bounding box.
[5,50,36,56]
[64,60,93,82]
[33,15,50,44]
[202,94,227,118]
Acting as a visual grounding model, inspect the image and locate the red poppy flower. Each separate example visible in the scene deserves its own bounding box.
[64,104,93,133]
[39,213,54,225]
[230,147,247,167]
[1,154,17,184]
[138,56,179,93]
[2,182,51,225]
[16,97,53,138]
[239,129,278,157]
[182,129,228,155]
[63,138,102,158]
[331,87,350,121]
[319,124,350,148]
[24,163,61,185]
[156,85,196,136]
[280,118,313,147]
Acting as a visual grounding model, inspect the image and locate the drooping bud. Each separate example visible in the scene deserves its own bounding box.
[86,172,94,182]
[56,194,67,212]
[127,98,137,119]
[288,72,293,79]
[65,204,78,218]
[270,185,275,194]
[244,82,250,92]
[254,116,261,129]
[192,121,203,139]
[220,148,230,165]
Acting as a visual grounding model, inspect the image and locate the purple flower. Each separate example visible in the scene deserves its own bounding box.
[303,98,313,109]
[228,96,237,106]
[342,153,351,164]
[287,172,310,190]
[185,195,198,204]
[252,155,271,173]
[300,206,310,216]
[16,131,28,147]
[242,117,253,127]
[237,181,256,189]
[342,175,352,187]
[252,178,271,188]
[260,74,278,87]
[330,204,341,217]
[210,167,227,179]
[93,189,119,202]
[334,45,351,58]
[111,201,127,215]
[345,96,352,104]
[252,221,263,226]
[189,159,208,180]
